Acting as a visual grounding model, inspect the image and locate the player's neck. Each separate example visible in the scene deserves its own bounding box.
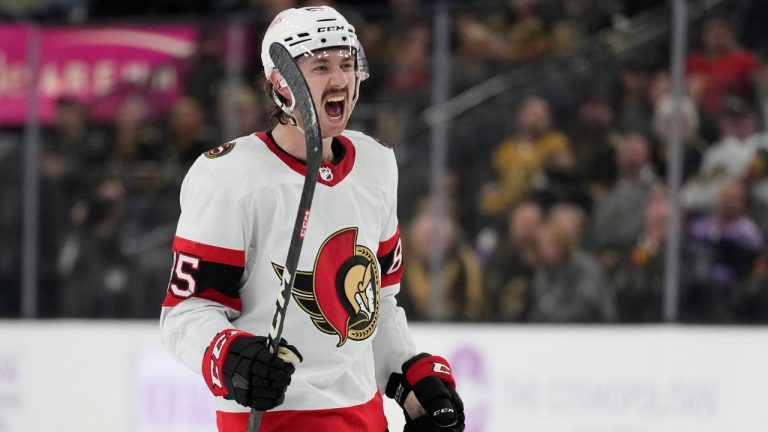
[272,123,333,162]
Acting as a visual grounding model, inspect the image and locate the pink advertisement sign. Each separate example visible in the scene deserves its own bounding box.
[0,25,198,125]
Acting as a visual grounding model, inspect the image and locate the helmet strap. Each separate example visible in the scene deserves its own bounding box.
[270,71,298,126]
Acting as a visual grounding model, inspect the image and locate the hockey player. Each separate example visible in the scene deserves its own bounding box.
[159,5,465,432]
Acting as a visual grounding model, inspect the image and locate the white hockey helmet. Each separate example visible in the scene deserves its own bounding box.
[261,6,369,120]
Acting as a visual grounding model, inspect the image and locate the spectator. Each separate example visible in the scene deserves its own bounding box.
[382,20,431,100]
[39,97,107,316]
[57,178,134,317]
[484,201,542,321]
[451,14,505,93]
[685,178,763,321]
[355,20,387,95]
[567,96,621,191]
[682,97,766,212]
[164,96,214,169]
[481,96,570,216]
[618,185,669,322]
[379,0,428,86]
[107,95,161,168]
[737,251,768,323]
[648,68,672,105]
[591,133,659,312]
[548,203,588,246]
[529,146,593,214]
[104,95,165,247]
[43,97,109,166]
[651,88,706,182]
[184,26,225,123]
[548,19,583,56]
[687,17,760,117]
[488,0,550,63]
[400,197,484,321]
[528,217,616,322]
[118,96,214,273]
[616,58,654,138]
[216,84,265,140]
[542,0,619,56]
[746,145,768,236]
[592,132,657,257]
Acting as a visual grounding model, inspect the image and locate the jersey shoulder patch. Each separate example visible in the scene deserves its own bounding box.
[204,142,236,159]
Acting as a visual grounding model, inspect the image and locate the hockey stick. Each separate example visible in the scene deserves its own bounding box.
[247,42,324,432]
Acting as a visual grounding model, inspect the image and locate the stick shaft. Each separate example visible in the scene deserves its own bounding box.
[246,42,323,432]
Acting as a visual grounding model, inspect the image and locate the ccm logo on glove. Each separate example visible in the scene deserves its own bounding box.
[386,353,465,431]
[204,329,249,395]
[404,355,456,388]
[202,329,302,411]
[433,362,451,375]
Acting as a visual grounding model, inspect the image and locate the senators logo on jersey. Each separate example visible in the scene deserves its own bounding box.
[272,228,380,347]
[204,142,236,159]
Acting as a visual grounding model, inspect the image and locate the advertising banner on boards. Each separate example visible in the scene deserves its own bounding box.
[0,25,198,125]
[0,323,766,432]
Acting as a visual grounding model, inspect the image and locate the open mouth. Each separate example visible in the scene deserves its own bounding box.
[324,95,346,120]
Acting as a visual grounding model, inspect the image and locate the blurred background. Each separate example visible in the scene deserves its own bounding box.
[2,0,768,431]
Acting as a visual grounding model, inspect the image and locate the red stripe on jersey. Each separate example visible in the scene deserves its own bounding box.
[255,131,356,187]
[378,227,404,288]
[162,287,243,311]
[381,266,403,288]
[379,226,401,255]
[198,288,243,311]
[173,236,245,267]
[161,291,184,308]
[215,392,387,432]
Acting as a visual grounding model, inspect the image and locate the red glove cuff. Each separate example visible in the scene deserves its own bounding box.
[202,329,254,397]
[404,354,456,388]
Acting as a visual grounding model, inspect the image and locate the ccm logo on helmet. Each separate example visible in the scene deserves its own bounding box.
[318,25,345,32]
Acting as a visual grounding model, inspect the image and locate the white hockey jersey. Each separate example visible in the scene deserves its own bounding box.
[160,130,417,431]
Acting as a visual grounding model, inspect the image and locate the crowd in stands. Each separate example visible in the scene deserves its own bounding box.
[3,0,768,324]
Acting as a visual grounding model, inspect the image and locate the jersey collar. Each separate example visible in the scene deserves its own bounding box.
[255,130,356,187]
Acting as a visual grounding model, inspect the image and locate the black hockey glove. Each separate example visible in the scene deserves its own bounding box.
[386,353,465,432]
[202,329,302,411]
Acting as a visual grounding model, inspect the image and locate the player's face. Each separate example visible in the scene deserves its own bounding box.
[297,48,357,138]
